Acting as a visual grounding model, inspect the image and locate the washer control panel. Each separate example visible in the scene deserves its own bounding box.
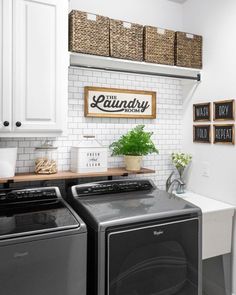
[74,180,155,197]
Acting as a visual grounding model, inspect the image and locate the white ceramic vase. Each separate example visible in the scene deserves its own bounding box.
[124,155,142,171]
[0,148,17,178]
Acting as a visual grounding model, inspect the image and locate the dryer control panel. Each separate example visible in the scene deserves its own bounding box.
[73,180,155,197]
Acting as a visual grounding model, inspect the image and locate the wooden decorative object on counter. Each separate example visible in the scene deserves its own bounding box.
[213,100,235,121]
[144,26,175,65]
[193,125,211,143]
[213,124,235,145]
[0,168,155,184]
[84,86,156,119]
[193,102,211,122]
[175,32,203,69]
[69,10,110,56]
[35,158,57,174]
[110,19,143,61]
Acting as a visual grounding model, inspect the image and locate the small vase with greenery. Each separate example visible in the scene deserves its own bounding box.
[109,125,159,171]
[171,152,192,193]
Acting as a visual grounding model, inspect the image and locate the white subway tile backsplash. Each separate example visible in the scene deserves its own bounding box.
[0,67,183,189]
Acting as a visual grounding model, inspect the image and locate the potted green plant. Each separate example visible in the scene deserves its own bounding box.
[109,125,159,171]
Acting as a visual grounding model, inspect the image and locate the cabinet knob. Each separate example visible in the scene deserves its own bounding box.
[15,121,22,127]
[3,121,9,127]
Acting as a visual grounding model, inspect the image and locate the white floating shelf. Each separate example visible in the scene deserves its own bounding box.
[70,53,201,81]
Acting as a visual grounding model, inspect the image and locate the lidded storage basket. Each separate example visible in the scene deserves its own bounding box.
[71,136,108,173]
[110,19,144,61]
[175,32,203,69]
[144,26,175,65]
[69,10,110,56]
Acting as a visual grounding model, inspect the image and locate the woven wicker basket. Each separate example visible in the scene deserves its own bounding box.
[69,10,110,56]
[144,26,175,65]
[175,32,202,69]
[110,19,143,61]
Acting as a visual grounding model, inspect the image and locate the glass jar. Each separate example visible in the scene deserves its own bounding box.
[34,141,58,174]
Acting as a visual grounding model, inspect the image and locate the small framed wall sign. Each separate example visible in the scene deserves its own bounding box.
[213,99,235,121]
[84,86,156,119]
[213,124,235,145]
[193,102,211,122]
[193,125,211,143]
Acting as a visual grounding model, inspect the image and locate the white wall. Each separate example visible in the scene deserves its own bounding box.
[182,0,236,292]
[0,69,183,190]
[2,0,236,291]
[70,0,184,30]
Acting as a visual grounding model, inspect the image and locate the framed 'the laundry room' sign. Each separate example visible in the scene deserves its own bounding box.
[84,87,156,119]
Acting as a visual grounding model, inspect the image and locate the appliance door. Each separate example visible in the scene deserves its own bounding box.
[0,233,87,295]
[107,218,200,295]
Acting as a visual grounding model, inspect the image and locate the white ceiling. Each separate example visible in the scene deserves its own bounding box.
[167,0,188,3]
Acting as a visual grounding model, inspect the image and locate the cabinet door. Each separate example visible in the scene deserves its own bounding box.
[0,0,12,132]
[13,0,68,134]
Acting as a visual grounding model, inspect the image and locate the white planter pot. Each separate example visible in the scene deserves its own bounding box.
[124,155,143,171]
[0,148,17,178]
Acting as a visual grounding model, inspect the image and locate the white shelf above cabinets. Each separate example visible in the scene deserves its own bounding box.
[70,53,201,82]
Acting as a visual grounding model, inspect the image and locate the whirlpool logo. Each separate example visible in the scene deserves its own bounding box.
[14,252,29,258]
[153,230,164,236]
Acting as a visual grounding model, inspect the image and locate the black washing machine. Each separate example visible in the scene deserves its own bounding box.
[0,186,87,295]
[67,179,202,295]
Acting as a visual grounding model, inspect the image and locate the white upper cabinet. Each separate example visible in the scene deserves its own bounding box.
[0,0,68,137]
[0,0,12,133]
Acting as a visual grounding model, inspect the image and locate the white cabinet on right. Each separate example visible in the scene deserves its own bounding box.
[175,191,235,295]
[175,191,235,259]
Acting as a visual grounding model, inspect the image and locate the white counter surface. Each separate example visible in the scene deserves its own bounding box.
[176,191,235,213]
[175,191,235,260]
